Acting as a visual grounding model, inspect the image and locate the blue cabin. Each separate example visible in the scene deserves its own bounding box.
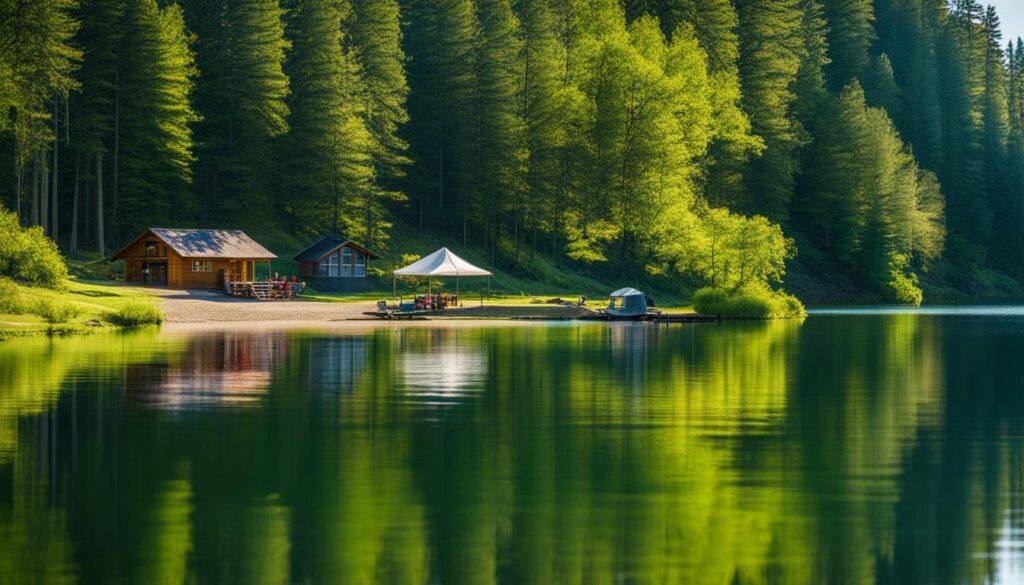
[295,235,379,292]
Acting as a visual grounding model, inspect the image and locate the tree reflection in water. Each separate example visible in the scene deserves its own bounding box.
[0,315,1022,584]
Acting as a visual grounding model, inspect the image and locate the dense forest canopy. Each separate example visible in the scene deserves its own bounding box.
[1,0,1023,303]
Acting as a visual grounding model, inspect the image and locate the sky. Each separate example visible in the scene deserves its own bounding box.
[989,0,1024,44]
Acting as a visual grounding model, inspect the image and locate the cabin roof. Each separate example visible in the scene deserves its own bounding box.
[112,228,277,260]
[294,235,380,262]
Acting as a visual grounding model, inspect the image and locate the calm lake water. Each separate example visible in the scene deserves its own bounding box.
[2,312,1024,584]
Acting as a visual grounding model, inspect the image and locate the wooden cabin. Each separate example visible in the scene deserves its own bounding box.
[111,228,277,289]
[294,235,379,292]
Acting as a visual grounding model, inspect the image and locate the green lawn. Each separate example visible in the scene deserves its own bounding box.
[0,279,162,340]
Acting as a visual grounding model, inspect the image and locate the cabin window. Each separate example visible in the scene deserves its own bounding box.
[191,260,212,272]
[145,241,159,257]
[320,253,340,276]
[341,248,353,277]
[354,251,366,277]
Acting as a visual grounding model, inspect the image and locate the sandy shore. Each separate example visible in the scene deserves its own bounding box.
[158,290,376,323]
[155,289,595,325]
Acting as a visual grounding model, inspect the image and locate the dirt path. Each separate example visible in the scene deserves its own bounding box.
[153,289,595,324]
[156,290,377,323]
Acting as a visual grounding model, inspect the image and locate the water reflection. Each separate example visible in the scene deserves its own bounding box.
[0,314,1023,583]
[398,329,487,402]
[138,333,289,410]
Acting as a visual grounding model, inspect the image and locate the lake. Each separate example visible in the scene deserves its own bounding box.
[1,311,1023,584]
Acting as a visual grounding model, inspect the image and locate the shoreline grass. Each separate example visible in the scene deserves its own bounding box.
[0,279,164,340]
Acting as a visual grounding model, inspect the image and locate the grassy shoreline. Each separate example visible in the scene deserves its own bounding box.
[0,279,163,340]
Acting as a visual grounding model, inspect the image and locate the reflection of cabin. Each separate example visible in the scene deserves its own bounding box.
[126,333,290,409]
[294,235,379,292]
[111,228,277,289]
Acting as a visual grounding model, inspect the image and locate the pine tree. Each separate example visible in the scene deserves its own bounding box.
[470,0,526,252]
[185,0,290,225]
[512,0,566,260]
[980,6,1010,270]
[116,0,199,237]
[283,0,376,243]
[873,0,945,170]
[822,0,875,89]
[939,0,989,261]
[401,0,478,232]
[1005,40,1024,275]
[347,0,409,196]
[68,0,121,252]
[861,53,901,117]
[735,0,807,221]
[797,82,943,301]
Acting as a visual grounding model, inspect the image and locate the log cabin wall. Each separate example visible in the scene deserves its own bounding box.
[114,229,276,289]
[178,259,257,289]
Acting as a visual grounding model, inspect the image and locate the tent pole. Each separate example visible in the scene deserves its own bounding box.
[487,275,491,300]
[392,273,396,301]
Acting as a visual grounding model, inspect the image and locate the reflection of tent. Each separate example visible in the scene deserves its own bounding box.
[400,347,487,399]
[392,247,493,298]
[606,287,650,318]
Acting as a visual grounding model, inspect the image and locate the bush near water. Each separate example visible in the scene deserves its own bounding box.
[0,208,68,289]
[0,207,164,335]
[693,285,806,320]
[105,303,165,327]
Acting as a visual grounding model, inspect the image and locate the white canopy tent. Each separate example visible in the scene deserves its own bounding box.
[392,247,493,299]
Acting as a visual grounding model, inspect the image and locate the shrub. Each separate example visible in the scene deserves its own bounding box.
[693,285,806,319]
[886,255,923,306]
[33,299,81,324]
[0,277,26,314]
[105,303,164,327]
[0,207,68,288]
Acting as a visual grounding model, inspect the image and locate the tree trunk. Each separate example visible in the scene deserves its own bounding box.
[438,141,444,210]
[96,152,105,257]
[84,169,91,243]
[71,152,80,254]
[514,206,521,263]
[53,95,60,243]
[113,70,120,245]
[15,160,22,222]
[41,162,49,235]
[31,153,39,225]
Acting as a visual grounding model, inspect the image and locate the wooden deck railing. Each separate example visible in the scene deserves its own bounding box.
[223,280,296,301]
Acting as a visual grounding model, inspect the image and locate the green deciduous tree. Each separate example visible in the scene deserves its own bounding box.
[570,16,715,273]
[0,0,79,233]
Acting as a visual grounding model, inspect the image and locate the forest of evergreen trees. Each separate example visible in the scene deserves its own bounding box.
[1,0,1023,302]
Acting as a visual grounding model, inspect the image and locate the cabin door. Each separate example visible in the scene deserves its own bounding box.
[143,262,167,285]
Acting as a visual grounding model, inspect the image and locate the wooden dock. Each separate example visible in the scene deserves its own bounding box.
[363,308,718,323]
[578,312,718,323]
